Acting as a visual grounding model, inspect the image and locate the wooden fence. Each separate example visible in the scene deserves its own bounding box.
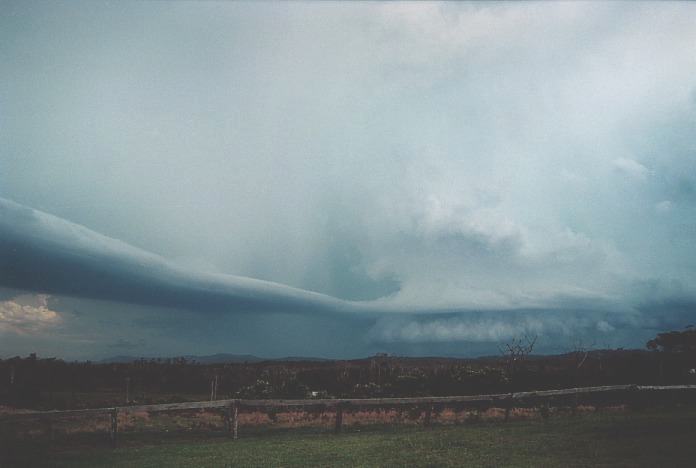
[2,384,695,443]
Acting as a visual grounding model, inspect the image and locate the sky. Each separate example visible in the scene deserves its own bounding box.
[2,1,696,360]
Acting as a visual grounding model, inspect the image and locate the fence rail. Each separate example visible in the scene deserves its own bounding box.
[2,384,695,442]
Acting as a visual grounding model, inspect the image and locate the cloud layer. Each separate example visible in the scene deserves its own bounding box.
[2,1,696,357]
[0,197,349,316]
[1,196,693,359]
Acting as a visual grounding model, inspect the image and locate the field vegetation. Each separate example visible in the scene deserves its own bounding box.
[2,330,695,412]
[3,406,696,467]
[2,329,696,466]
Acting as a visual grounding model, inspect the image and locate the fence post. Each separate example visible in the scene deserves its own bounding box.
[232,400,239,440]
[571,393,579,416]
[540,399,550,420]
[334,404,343,434]
[109,409,118,446]
[504,394,513,422]
[224,406,231,434]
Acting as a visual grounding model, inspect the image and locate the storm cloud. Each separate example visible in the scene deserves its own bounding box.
[2,1,696,358]
[1,196,693,358]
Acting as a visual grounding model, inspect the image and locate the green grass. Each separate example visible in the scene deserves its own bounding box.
[6,407,696,467]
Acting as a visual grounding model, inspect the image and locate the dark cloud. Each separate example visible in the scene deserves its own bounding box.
[3,196,696,359]
[2,2,696,358]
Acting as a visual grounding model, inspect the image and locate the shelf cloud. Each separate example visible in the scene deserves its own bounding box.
[0,197,349,316]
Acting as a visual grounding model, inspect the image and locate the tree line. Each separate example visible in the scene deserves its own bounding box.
[2,329,695,410]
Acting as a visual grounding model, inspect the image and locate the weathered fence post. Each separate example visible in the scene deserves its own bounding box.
[109,409,118,446]
[571,393,579,416]
[540,400,550,420]
[232,401,239,440]
[504,394,513,422]
[224,406,231,434]
[334,404,343,434]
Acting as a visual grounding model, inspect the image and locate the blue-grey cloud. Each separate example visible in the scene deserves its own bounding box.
[3,196,694,360]
[3,1,696,358]
[0,197,351,316]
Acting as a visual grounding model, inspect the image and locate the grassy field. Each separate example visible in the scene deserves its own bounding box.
[4,407,696,467]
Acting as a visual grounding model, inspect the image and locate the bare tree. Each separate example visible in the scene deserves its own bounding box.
[570,338,596,370]
[499,334,537,374]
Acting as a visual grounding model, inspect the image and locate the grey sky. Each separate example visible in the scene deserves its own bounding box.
[2,1,696,358]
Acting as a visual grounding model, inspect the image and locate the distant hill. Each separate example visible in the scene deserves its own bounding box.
[99,354,329,364]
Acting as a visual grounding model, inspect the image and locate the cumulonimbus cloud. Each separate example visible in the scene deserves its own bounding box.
[1,196,693,351]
